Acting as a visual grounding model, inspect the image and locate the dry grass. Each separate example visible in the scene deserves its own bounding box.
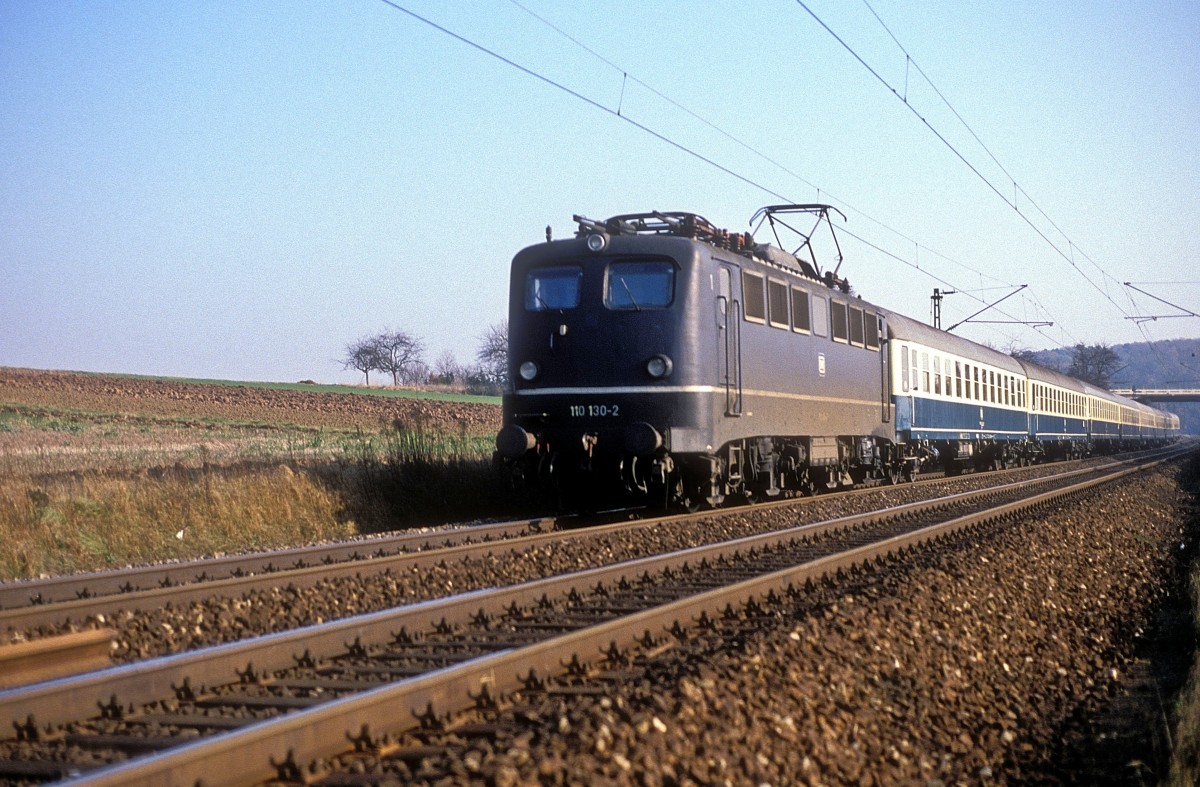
[1167,457,1200,785]
[0,404,510,581]
[2,466,353,578]
[1166,568,1200,786]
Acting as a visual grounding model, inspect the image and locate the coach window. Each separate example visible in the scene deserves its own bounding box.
[791,287,811,333]
[901,346,910,392]
[849,306,865,346]
[955,362,963,398]
[767,279,789,328]
[921,352,930,392]
[742,270,766,323]
[911,349,920,392]
[811,295,829,337]
[973,367,980,400]
[933,357,942,395]
[526,265,582,311]
[605,260,674,310]
[831,301,849,343]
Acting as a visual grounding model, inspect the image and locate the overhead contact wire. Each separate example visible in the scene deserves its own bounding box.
[794,0,1134,322]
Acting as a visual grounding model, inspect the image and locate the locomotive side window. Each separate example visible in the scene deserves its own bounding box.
[811,296,829,337]
[767,279,789,328]
[790,287,811,333]
[605,260,675,310]
[864,314,880,350]
[742,270,766,323]
[848,306,865,346]
[525,266,582,311]
[831,301,848,343]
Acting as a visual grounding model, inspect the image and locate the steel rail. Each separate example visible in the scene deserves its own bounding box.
[2,450,1178,741]
[60,449,1184,786]
[0,629,116,689]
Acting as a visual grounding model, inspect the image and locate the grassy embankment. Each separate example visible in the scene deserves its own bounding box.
[0,400,514,581]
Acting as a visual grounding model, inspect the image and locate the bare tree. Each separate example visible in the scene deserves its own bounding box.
[475,321,509,388]
[340,336,382,386]
[433,349,464,385]
[1068,343,1121,388]
[1005,342,1041,366]
[373,329,426,386]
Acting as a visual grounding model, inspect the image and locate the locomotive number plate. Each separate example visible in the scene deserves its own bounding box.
[568,404,621,417]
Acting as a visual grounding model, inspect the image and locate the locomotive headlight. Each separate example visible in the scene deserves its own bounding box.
[519,361,540,381]
[585,232,608,253]
[646,354,673,379]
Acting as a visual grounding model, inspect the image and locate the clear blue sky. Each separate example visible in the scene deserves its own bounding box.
[3,1,1198,384]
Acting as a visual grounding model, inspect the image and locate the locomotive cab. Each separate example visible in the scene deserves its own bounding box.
[497,214,715,508]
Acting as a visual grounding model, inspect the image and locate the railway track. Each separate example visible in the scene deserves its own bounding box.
[0,515,560,611]
[0,453,1156,640]
[0,447,1184,785]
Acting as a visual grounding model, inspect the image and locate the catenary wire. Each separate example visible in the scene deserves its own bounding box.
[793,0,1137,328]
[380,0,1093,350]
[502,0,1064,340]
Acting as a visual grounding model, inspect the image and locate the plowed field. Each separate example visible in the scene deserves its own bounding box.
[0,367,500,434]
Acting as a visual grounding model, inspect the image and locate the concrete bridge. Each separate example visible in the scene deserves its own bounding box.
[1110,388,1200,403]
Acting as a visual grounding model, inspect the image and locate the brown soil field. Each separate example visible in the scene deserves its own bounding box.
[0,367,500,434]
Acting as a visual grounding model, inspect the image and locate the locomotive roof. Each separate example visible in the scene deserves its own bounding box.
[572,207,836,287]
[881,307,1026,374]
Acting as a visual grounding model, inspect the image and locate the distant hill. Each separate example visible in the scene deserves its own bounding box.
[1016,337,1200,434]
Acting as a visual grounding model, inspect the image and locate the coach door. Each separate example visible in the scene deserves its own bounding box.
[717,265,742,416]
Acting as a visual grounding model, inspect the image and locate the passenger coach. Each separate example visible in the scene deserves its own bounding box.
[886,310,1030,471]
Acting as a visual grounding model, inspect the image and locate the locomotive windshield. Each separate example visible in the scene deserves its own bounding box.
[605,260,675,310]
[525,265,582,311]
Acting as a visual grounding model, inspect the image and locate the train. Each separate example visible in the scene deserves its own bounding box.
[494,205,1180,509]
